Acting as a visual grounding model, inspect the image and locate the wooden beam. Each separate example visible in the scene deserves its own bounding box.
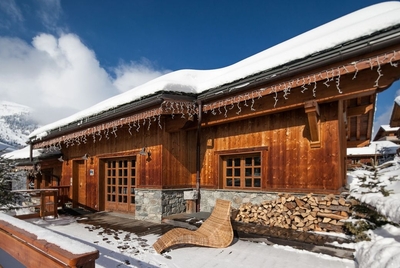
[304,101,320,147]
[356,116,361,140]
[347,139,370,148]
[164,117,190,132]
[346,103,374,117]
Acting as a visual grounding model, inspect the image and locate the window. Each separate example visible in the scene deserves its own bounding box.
[222,153,261,189]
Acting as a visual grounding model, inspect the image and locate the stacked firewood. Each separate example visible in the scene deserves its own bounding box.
[234,193,355,233]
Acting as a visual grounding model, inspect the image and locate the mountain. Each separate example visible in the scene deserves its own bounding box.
[0,101,39,151]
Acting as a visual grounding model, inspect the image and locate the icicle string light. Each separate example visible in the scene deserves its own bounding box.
[202,49,400,114]
[374,56,383,87]
[32,50,400,149]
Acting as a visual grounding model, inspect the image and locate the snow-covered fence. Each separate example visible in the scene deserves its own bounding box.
[0,213,99,267]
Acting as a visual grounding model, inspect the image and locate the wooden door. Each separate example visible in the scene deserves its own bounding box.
[78,161,87,205]
[104,158,136,213]
[73,160,87,207]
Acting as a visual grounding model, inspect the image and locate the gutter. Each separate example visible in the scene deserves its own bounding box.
[195,100,202,212]
[198,25,400,102]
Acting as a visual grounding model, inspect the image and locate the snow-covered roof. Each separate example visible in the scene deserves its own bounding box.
[1,146,60,160]
[395,95,400,106]
[380,124,399,132]
[347,140,400,156]
[29,2,400,140]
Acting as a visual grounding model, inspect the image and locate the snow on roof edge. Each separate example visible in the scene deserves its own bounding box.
[29,2,400,140]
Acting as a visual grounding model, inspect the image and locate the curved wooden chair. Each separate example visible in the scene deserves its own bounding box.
[153,199,234,253]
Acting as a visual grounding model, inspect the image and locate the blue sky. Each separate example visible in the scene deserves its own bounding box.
[0,0,398,136]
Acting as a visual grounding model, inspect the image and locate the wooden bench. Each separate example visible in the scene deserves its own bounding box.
[0,214,99,267]
[153,199,234,253]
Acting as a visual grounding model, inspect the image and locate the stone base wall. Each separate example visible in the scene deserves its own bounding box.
[134,188,190,222]
[135,188,280,222]
[135,189,162,222]
[199,189,278,212]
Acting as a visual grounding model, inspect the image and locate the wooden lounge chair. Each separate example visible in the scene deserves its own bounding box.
[153,199,234,253]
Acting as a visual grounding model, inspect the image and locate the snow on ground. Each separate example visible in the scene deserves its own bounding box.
[36,219,355,268]
[3,157,400,267]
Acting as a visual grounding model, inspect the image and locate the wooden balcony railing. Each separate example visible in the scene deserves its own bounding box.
[0,214,99,267]
[12,189,59,219]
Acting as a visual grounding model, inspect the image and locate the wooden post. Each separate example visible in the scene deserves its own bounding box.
[40,190,58,219]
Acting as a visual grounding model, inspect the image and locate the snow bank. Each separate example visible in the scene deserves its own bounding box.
[355,225,400,268]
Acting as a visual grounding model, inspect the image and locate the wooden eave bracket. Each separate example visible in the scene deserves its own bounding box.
[304,100,321,148]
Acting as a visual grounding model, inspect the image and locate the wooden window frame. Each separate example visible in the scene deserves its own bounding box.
[215,146,268,190]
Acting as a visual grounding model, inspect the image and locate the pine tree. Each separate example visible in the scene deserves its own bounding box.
[0,152,20,208]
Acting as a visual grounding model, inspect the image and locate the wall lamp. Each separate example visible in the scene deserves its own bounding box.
[82,153,94,164]
[58,156,69,164]
[139,147,151,157]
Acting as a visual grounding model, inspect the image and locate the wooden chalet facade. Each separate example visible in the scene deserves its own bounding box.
[26,3,400,221]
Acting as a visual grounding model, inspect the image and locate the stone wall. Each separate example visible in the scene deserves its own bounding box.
[135,188,281,222]
[200,189,278,212]
[134,189,162,222]
[134,188,190,222]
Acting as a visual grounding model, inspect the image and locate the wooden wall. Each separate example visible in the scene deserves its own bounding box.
[200,101,343,193]
[161,126,197,188]
[57,115,198,210]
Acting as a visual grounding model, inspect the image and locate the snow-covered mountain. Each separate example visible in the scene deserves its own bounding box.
[0,101,39,151]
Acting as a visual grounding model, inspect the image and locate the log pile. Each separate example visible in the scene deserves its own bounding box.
[234,193,355,233]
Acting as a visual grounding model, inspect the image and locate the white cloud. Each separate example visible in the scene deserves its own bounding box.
[0,33,167,126]
[113,60,170,93]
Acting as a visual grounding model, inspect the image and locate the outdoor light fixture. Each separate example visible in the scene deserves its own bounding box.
[82,153,89,160]
[139,147,151,157]
[58,156,64,162]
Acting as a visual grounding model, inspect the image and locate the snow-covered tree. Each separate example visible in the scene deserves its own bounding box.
[0,152,21,208]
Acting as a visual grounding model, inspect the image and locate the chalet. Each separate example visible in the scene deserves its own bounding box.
[2,146,62,190]
[347,140,400,168]
[390,96,400,136]
[25,2,400,222]
[373,125,400,144]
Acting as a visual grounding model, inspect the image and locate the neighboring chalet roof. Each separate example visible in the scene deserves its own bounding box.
[390,96,400,127]
[1,146,60,161]
[347,140,400,157]
[373,124,400,141]
[29,2,400,146]
[0,142,18,155]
